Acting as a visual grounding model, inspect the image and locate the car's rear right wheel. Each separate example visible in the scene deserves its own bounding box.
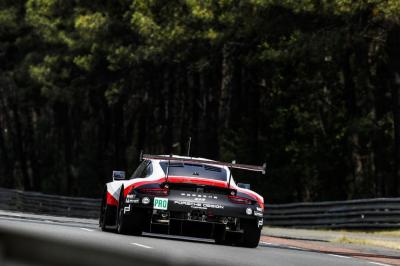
[239,219,261,248]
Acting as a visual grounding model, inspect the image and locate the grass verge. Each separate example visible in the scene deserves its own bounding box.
[334,229,400,238]
[334,236,400,250]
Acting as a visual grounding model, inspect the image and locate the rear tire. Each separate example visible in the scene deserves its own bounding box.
[239,219,261,248]
[117,206,132,234]
[100,189,112,231]
[116,188,144,236]
[117,188,131,234]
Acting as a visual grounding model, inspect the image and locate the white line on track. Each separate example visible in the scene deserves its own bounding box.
[143,232,214,243]
[130,243,153,249]
[260,241,281,246]
[79,228,94,232]
[369,262,393,266]
[328,254,351,259]
[287,246,306,251]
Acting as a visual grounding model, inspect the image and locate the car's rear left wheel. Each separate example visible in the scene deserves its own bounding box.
[116,188,144,236]
[100,189,112,231]
[117,188,132,234]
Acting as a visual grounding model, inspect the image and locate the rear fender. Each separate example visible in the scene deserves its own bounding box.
[236,190,264,209]
[106,179,165,206]
[106,182,124,206]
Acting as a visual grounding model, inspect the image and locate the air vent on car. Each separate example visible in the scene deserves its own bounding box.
[169,163,184,167]
[204,165,221,172]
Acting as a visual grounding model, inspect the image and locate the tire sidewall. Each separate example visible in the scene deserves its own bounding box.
[100,189,108,230]
[241,219,261,248]
[117,187,125,234]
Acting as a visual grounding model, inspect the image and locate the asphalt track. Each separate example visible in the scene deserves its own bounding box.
[0,212,393,266]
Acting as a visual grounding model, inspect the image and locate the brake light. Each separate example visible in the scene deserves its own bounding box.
[228,195,252,205]
[138,188,169,196]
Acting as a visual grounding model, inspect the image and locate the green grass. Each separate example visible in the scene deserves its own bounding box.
[333,229,400,238]
[334,236,400,250]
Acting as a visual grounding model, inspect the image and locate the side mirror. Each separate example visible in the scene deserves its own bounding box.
[237,183,251,190]
[112,170,126,181]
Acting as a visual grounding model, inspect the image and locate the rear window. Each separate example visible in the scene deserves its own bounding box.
[160,162,227,181]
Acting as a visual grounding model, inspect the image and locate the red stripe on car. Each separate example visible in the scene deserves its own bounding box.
[120,175,264,209]
[106,192,119,206]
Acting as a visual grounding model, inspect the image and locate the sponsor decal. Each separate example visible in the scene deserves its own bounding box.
[254,211,263,217]
[258,219,263,226]
[153,197,168,210]
[173,200,224,209]
[142,197,150,205]
[124,205,131,214]
[246,208,253,215]
[126,198,139,204]
[180,193,218,200]
[196,188,204,193]
[194,198,206,201]
[203,203,224,209]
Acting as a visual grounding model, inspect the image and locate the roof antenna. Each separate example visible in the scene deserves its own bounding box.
[227,160,236,189]
[165,154,172,183]
[187,137,192,157]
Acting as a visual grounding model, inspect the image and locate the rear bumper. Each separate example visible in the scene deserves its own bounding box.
[125,191,263,216]
[123,190,264,234]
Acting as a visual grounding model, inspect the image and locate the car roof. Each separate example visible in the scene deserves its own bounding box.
[149,155,229,171]
[152,155,215,161]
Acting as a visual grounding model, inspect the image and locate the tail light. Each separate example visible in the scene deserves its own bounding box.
[138,188,169,196]
[228,195,252,205]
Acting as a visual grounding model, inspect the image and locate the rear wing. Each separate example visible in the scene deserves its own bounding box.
[141,154,266,175]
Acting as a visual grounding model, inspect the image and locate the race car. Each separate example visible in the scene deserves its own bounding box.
[99,154,265,247]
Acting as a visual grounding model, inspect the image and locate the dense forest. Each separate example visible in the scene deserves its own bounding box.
[1,0,400,203]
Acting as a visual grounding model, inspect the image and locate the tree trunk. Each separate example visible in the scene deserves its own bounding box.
[187,69,199,156]
[12,104,31,190]
[387,25,400,196]
[113,101,125,170]
[372,57,388,196]
[0,87,13,187]
[392,73,400,196]
[342,45,363,198]
[219,43,235,130]
[162,67,174,154]
[54,102,72,194]
[218,43,239,160]
[0,116,12,187]
[27,108,40,191]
